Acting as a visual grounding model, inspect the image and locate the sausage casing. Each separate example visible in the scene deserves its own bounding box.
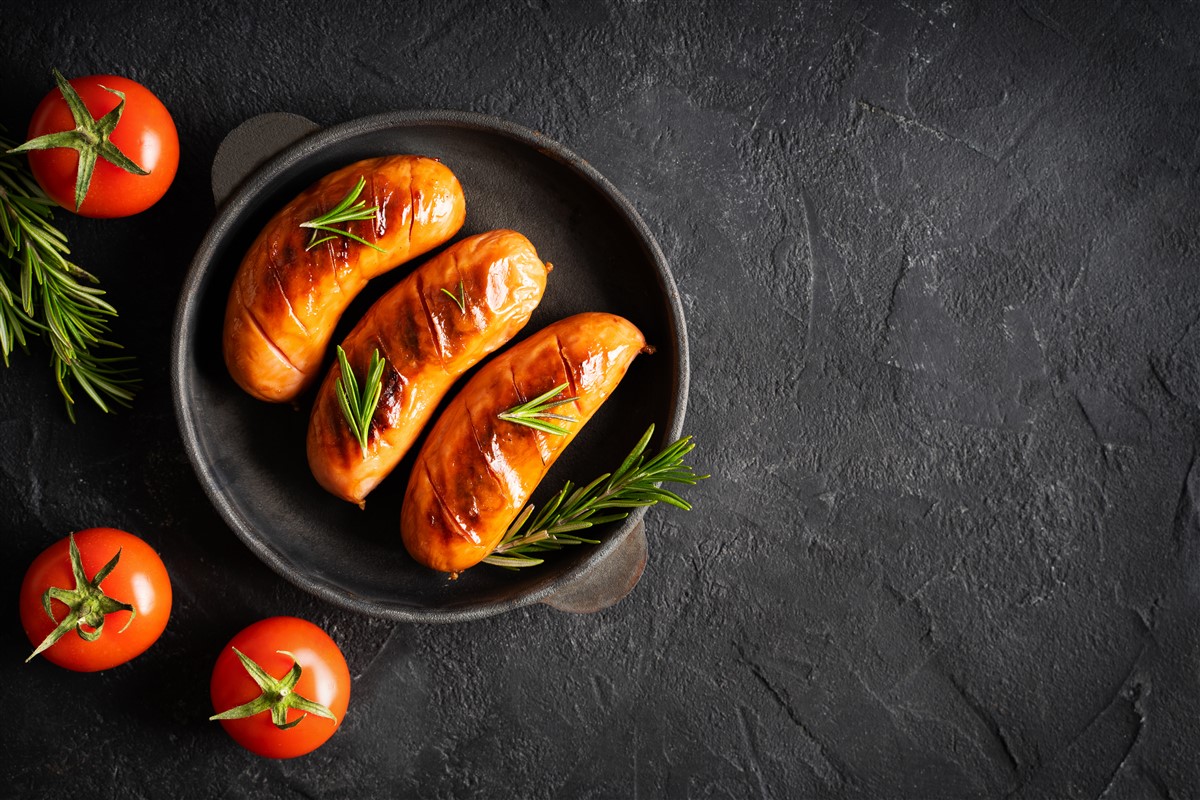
[401,312,646,574]
[307,230,549,504]
[223,155,465,402]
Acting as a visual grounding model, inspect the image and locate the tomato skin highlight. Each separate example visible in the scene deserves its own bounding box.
[19,527,172,672]
[24,74,179,218]
[210,617,351,758]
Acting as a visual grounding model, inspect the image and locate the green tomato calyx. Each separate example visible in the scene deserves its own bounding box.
[209,648,337,730]
[26,533,137,662]
[7,68,150,211]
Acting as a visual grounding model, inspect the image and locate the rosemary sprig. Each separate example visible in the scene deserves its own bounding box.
[440,279,466,313]
[0,133,138,421]
[483,424,707,569]
[335,345,385,457]
[497,382,579,436]
[300,176,385,252]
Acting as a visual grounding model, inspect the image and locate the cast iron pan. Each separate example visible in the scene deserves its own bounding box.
[172,111,688,622]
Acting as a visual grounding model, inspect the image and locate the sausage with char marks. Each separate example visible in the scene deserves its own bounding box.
[223,155,465,402]
[400,312,646,574]
[307,229,549,505]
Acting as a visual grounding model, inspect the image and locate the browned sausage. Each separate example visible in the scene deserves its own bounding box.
[307,230,549,504]
[223,155,465,402]
[400,312,646,574]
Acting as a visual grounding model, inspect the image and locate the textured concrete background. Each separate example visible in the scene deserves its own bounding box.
[2,1,1199,797]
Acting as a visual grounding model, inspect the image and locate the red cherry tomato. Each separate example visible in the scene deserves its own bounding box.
[210,617,351,758]
[24,73,179,217]
[19,527,172,672]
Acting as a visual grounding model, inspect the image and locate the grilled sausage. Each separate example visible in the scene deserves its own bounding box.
[223,155,465,402]
[401,312,646,574]
[307,230,549,504]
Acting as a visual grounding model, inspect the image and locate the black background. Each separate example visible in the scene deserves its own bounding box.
[3,1,1200,798]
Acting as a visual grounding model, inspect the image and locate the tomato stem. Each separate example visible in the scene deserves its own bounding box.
[26,533,136,662]
[6,69,149,211]
[209,648,336,730]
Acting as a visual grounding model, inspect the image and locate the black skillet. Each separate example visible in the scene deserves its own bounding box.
[172,111,688,622]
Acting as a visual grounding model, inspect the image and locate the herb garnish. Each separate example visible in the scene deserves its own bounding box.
[300,176,385,252]
[483,425,707,568]
[0,132,138,421]
[334,345,385,457]
[497,382,578,436]
[440,279,466,313]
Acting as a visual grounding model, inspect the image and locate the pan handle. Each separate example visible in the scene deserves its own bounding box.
[210,111,651,615]
[539,521,648,613]
[211,112,320,207]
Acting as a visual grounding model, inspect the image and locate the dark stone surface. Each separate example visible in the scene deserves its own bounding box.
[2,1,1199,797]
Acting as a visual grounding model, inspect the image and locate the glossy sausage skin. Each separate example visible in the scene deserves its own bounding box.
[401,312,646,574]
[307,230,549,504]
[223,155,466,402]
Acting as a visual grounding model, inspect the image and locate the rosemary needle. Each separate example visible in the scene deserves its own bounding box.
[440,279,466,313]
